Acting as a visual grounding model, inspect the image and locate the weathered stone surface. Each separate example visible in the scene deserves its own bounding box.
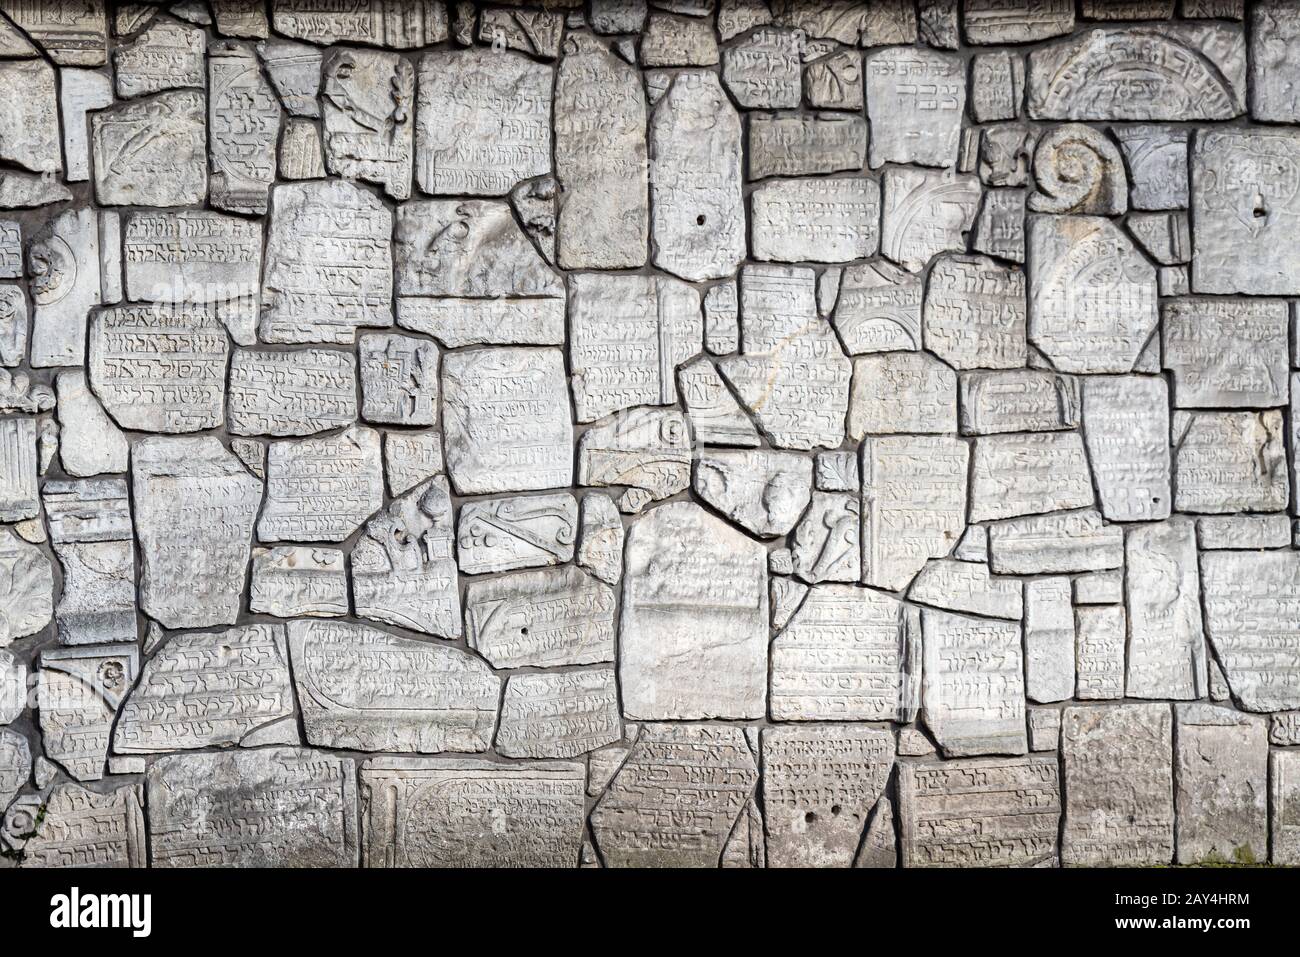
[848,352,956,439]
[987,508,1122,577]
[466,564,616,669]
[693,449,812,539]
[208,40,280,215]
[576,493,623,586]
[1161,298,1289,408]
[1125,520,1206,701]
[649,71,745,281]
[29,208,101,368]
[720,265,850,450]
[88,304,228,433]
[980,124,1035,187]
[0,727,28,811]
[0,221,19,281]
[831,260,922,355]
[0,170,72,208]
[899,756,1061,867]
[750,176,879,264]
[678,357,759,447]
[229,348,357,437]
[250,546,348,618]
[860,434,967,592]
[361,757,584,868]
[1172,410,1288,514]
[132,436,261,629]
[963,1,1074,45]
[720,26,799,109]
[1081,375,1171,522]
[770,585,916,722]
[1061,704,1174,866]
[1201,551,1300,712]
[113,19,203,99]
[763,726,893,869]
[1251,1,1300,122]
[958,369,1079,435]
[357,333,437,426]
[880,167,981,272]
[1074,604,1125,700]
[260,180,392,344]
[0,650,23,724]
[865,48,964,169]
[8,781,145,868]
[922,255,1025,370]
[554,34,647,270]
[620,503,766,720]
[0,526,52,646]
[322,48,412,200]
[805,47,861,110]
[577,408,691,513]
[569,273,700,421]
[910,560,1022,621]
[790,491,860,585]
[971,51,1025,123]
[1112,125,1188,211]
[258,39,321,116]
[1192,129,1300,295]
[92,91,206,206]
[921,609,1026,758]
[147,747,357,867]
[0,285,25,366]
[1028,124,1126,215]
[1173,704,1267,865]
[0,417,37,524]
[591,724,758,867]
[289,619,497,754]
[1028,215,1158,373]
[496,669,621,759]
[42,478,135,645]
[0,0,107,65]
[1024,578,1074,704]
[457,493,577,575]
[278,118,325,179]
[383,432,443,497]
[38,643,137,781]
[1198,514,1292,551]
[748,113,867,180]
[970,432,1094,522]
[972,187,1026,262]
[1028,24,1246,120]
[271,0,447,46]
[353,477,459,637]
[115,624,293,752]
[442,348,573,495]
[0,59,62,174]
[259,425,382,542]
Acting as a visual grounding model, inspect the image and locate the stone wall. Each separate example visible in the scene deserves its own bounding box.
[0,0,1296,869]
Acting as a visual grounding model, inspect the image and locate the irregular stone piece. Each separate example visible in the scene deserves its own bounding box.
[970,432,1093,523]
[0,59,62,174]
[29,208,101,368]
[271,0,447,46]
[576,494,623,587]
[383,432,443,497]
[763,726,893,868]
[1076,604,1126,700]
[477,5,563,58]
[92,90,206,206]
[1162,299,1289,408]
[771,584,916,722]
[959,369,1078,436]
[1125,520,1206,701]
[921,609,1026,758]
[591,725,757,868]
[114,624,293,753]
[0,650,23,724]
[0,526,52,645]
[361,757,584,868]
[980,124,1035,187]
[1172,411,1288,514]
[722,27,800,107]
[805,48,862,110]
[0,0,106,64]
[289,619,497,754]
[1201,551,1300,712]
[1081,375,1171,522]
[250,546,348,618]
[970,51,1025,122]
[848,352,956,439]
[1198,514,1292,551]
[260,180,393,344]
[38,643,138,781]
[209,40,281,215]
[457,493,577,576]
[747,113,867,179]
[972,188,1026,262]
[358,333,437,426]
[1061,704,1175,866]
[278,118,325,179]
[1028,23,1246,120]
[132,436,261,629]
[554,33,648,269]
[720,265,850,450]
[466,565,616,669]
[147,747,357,867]
[259,425,383,542]
[1192,130,1300,296]
[791,492,860,585]
[320,47,412,200]
[113,18,203,98]
[496,669,621,759]
[815,451,858,493]
[963,0,1074,44]
[0,221,19,281]
[1024,578,1074,703]
[0,727,28,810]
[42,478,135,645]
[910,560,1022,621]
[213,0,268,37]
[258,39,321,116]
[702,280,738,353]
[1173,704,1267,866]
[865,48,964,168]
[0,417,38,523]
[649,71,745,281]
[881,167,981,272]
[987,508,1122,576]
[640,11,717,66]
[351,477,459,637]
[228,348,357,437]
[1127,212,1190,266]
[923,255,1025,370]
[577,408,691,513]
[0,170,72,208]
[860,434,967,592]
[1028,124,1126,215]
[8,782,145,868]
[1027,215,1157,373]
[1251,1,1300,122]
[620,503,767,720]
[1274,750,1300,864]
[89,304,228,433]
[831,260,922,354]
[693,449,812,539]
[899,756,1061,867]
[569,274,700,422]
[677,357,759,447]
[751,177,880,263]
[1112,126,1188,211]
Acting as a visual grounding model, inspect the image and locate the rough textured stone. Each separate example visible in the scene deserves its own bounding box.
[970,432,1095,522]
[881,168,980,272]
[866,48,964,169]
[848,352,956,439]
[42,478,135,645]
[229,348,357,437]
[457,493,577,575]
[831,260,922,355]
[693,449,812,539]
[1172,410,1288,514]
[1174,704,1267,865]
[1162,298,1289,407]
[0,526,53,645]
[259,425,383,542]
[1081,375,1171,522]
[39,643,138,781]
[249,546,348,618]
[577,408,691,513]
[92,91,206,206]
[1125,520,1207,701]
[1025,578,1074,704]
[923,255,1025,370]
[496,669,621,759]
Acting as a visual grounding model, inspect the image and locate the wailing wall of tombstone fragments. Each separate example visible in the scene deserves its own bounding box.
[1,0,1299,869]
